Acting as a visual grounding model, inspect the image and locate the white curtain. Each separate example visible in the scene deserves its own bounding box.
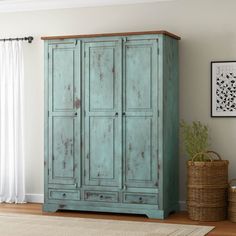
[0,41,25,203]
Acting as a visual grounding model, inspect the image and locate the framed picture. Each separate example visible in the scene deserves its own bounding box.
[211,61,236,117]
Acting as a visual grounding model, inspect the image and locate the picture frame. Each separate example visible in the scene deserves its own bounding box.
[211,61,236,117]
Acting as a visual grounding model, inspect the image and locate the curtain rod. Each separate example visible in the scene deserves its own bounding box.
[0,36,33,43]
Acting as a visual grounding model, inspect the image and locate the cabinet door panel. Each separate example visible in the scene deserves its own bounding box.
[48,42,81,187]
[51,117,75,179]
[125,117,152,183]
[123,39,158,189]
[52,48,75,111]
[84,40,122,188]
[125,45,152,110]
[89,117,116,180]
[89,46,116,111]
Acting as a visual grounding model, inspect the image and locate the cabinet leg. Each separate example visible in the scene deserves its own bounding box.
[43,203,59,213]
[146,210,165,219]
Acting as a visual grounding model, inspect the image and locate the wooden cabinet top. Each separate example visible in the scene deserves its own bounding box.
[41,30,181,40]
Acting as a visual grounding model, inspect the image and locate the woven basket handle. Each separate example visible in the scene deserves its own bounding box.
[206,150,222,160]
[229,179,236,187]
[191,152,213,162]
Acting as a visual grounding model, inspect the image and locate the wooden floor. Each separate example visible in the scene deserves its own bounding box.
[0,203,235,235]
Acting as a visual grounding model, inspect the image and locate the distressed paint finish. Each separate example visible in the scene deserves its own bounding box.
[123,192,158,205]
[52,48,74,111]
[49,189,80,201]
[52,117,74,179]
[48,41,81,188]
[84,40,122,188]
[125,117,153,184]
[84,191,119,203]
[123,39,158,189]
[44,33,179,219]
[125,41,152,110]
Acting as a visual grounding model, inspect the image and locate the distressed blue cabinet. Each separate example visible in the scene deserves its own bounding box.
[43,31,180,219]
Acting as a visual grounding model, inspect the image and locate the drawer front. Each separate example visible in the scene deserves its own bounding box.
[123,193,158,205]
[84,191,118,203]
[49,189,80,201]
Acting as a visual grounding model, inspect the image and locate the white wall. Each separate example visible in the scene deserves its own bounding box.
[0,0,235,204]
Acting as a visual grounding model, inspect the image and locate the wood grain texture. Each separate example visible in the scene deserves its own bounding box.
[0,204,235,236]
[41,30,181,40]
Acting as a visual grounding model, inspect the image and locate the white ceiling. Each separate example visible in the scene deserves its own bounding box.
[0,0,175,12]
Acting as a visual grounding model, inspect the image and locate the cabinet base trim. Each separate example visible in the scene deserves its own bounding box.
[43,203,166,219]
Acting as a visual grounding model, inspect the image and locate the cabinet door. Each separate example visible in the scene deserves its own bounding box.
[123,39,159,189]
[84,40,122,187]
[47,41,81,187]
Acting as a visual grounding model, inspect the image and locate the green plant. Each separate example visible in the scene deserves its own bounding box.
[180,121,210,161]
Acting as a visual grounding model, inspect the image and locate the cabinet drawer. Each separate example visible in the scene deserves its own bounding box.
[84,191,118,203]
[123,193,158,205]
[49,189,80,201]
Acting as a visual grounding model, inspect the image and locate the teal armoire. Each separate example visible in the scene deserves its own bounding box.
[42,31,180,219]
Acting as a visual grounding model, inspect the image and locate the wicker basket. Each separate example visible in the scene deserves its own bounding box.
[228,179,236,222]
[187,151,229,221]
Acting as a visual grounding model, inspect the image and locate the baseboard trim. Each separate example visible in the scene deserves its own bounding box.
[26,194,44,203]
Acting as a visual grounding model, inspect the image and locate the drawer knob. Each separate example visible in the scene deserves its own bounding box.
[63,193,67,197]
[139,197,143,201]
[100,195,104,199]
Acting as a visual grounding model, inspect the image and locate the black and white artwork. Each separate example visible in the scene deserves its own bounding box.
[211,61,236,117]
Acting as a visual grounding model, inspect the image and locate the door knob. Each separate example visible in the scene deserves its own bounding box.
[122,112,126,116]
[74,112,78,116]
[115,112,118,116]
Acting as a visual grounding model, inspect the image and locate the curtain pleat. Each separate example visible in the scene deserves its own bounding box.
[0,41,25,203]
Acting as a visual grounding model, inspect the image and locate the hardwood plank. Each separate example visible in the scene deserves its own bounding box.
[41,30,181,40]
[0,204,235,235]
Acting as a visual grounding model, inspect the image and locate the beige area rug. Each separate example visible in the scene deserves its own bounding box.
[0,213,214,236]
